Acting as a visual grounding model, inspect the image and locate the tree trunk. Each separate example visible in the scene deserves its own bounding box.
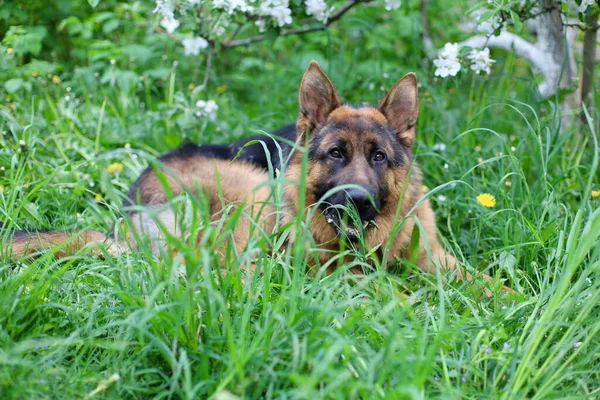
[580,8,598,125]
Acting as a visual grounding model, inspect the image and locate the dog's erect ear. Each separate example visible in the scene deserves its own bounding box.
[297,61,341,136]
[377,73,419,147]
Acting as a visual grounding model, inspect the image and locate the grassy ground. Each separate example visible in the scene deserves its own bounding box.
[1,16,600,400]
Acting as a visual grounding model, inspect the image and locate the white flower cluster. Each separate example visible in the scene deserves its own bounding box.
[305,0,334,23]
[152,0,406,54]
[212,0,256,15]
[434,43,496,78]
[384,0,401,11]
[154,0,180,34]
[196,99,219,120]
[467,47,495,75]
[476,13,502,36]
[182,36,209,56]
[433,42,461,78]
[258,0,293,27]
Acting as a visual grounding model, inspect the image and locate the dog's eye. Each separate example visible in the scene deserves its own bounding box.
[373,151,386,162]
[329,148,342,159]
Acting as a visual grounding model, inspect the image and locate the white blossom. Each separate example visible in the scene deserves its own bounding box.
[467,47,496,75]
[255,19,267,32]
[161,15,180,33]
[577,0,595,13]
[440,42,459,60]
[432,143,446,152]
[153,0,174,17]
[433,58,461,77]
[182,36,208,56]
[384,0,401,11]
[154,0,180,33]
[212,0,228,8]
[213,0,255,14]
[477,14,502,35]
[196,99,219,120]
[259,0,293,27]
[433,43,461,78]
[305,0,334,23]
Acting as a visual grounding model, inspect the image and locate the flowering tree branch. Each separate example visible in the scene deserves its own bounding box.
[457,1,576,99]
[459,32,563,98]
[222,0,372,49]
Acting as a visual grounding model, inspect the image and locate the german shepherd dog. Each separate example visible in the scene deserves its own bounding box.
[6,61,510,293]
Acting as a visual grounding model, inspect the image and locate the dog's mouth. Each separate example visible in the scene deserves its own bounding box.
[323,207,372,242]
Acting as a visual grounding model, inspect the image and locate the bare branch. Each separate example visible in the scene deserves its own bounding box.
[201,47,213,90]
[223,0,371,49]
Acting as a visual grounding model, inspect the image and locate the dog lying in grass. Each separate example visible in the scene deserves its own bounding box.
[7,61,511,294]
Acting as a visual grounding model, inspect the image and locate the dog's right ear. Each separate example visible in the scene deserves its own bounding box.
[297,61,341,136]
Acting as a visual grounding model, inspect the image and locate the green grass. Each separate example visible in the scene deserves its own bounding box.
[1,23,600,400]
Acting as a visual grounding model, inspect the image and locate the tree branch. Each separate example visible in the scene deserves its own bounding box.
[459,32,546,70]
[201,46,213,89]
[580,7,598,124]
[222,0,371,49]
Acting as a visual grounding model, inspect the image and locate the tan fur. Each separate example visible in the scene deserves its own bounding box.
[124,157,277,259]
[8,230,109,258]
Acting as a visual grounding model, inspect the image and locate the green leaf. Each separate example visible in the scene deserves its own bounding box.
[102,19,120,34]
[88,0,100,8]
[510,10,523,32]
[478,10,495,22]
[264,27,280,47]
[409,224,421,265]
[4,78,23,93]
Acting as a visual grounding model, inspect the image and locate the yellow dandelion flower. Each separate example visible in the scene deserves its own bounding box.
[477,193,496,208]
[216,84,227,94]
[106,162,124,174]
[188,83,195,91]
[32,70,39,77]
[52,75,60,84]
[94,193,103,203]
[592,190,600,199]
[7,48,13,55]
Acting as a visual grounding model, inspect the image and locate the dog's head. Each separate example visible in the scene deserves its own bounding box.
[291,61,419,243]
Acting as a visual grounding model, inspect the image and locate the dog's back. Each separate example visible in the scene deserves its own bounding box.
[6,156,276,260]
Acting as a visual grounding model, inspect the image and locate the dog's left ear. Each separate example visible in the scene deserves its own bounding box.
[377,73,419,147]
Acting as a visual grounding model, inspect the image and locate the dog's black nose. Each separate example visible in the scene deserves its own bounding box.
[346,188,377,221]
